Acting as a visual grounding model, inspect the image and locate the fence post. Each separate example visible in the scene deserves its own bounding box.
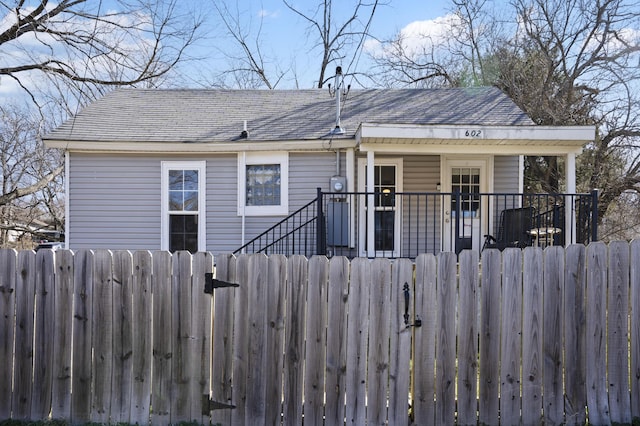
[591,189,599,243]
[316,188,326,256]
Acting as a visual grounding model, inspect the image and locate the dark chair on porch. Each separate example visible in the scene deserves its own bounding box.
[483,206,535,250]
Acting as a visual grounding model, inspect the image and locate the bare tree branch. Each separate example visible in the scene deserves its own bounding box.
[0,0,203,104]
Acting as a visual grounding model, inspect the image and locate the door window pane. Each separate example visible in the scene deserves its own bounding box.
[375,210,395,251]
[451,167,480,216]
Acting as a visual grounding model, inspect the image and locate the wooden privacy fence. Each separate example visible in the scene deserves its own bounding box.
[1,243,640,425]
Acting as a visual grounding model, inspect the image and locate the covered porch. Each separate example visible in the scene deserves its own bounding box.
[347,123,595,257]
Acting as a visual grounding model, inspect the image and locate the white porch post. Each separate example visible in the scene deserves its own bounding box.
[346,148,356,249]
[367,150,375,257]
[565,153,577,245]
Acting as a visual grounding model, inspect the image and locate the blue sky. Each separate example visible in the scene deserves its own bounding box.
[181,0,456,88]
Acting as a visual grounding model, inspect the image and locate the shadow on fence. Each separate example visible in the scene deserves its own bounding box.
[1,243,640,425]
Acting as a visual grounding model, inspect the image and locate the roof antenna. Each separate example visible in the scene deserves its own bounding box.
[328,66,349,135]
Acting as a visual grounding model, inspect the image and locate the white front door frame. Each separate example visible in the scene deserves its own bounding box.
[440,155,493,253]
[358,155,404,257]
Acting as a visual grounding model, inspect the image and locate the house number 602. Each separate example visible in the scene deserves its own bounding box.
[465,130,482,137]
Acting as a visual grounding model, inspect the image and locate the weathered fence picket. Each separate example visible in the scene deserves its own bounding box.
[413,252,437,424]
[325,256,349,425]
[544,246,564,425]
[2,244,640,425]
[608,241,632,424]
[501,248,523,425]
[210,253,235,426]
[457,250,478,426]
[587,242,610,425]
[479,248,500,425]
[0,249,16,420]
[522,247,542,425]
[564,244,587,426]
[632,240,640,421]
[51,249,73,421]
[130,250,152,425]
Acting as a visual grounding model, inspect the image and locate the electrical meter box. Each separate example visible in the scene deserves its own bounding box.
[330,176,346,192]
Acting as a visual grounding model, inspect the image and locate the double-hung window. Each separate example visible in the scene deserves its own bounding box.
[161,161,206,253]
[238,152,288,216]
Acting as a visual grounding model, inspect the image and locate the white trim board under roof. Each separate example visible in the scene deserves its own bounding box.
[45,124,594,156]
[357,124,594,156]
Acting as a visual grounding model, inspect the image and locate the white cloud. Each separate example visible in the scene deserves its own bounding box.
[397,14,459,57]
[366,13,460,59]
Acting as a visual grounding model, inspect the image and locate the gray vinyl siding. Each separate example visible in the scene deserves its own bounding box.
[494,155,520,194]
[69,151,341,253]
[205,155,241,253]
[68,154,162,250]
[402,155,441,256]
[489,155,522,235]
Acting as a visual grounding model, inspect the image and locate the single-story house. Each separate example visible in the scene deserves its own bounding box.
[42,83,596,258]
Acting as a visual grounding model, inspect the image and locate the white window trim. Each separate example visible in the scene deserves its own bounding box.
[238,152,289,216]
[161,161,207,252]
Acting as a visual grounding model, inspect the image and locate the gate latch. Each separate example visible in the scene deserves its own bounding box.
[403,282,422,328]
[204,272,239,294]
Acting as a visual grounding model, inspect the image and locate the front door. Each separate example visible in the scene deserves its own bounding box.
[358,158,402,257]
[442,158,489,253]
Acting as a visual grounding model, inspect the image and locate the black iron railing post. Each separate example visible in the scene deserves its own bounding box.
[316,187,326,255]
[591,189,599,242]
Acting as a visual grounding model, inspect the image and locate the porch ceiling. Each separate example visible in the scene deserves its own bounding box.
[356,123,595,156]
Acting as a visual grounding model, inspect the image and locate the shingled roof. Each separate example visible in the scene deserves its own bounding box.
[44,86,534,143]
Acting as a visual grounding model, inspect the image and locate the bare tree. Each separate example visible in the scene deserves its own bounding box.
[0,0,203,109]
[501,0,640,224]
[207,1,287,89]
[369,0,503,87]
[372,0,640,231]
[0,105,63,248]
[209,0,384,89]
[283,0,382,88]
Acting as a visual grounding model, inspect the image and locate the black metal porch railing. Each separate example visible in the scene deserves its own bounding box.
[234,197,320,257]
[234,189,599,259]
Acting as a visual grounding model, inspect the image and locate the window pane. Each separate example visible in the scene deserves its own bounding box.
[246,164,281,206]
[169,215,198,253]
[169,170,183,190]
[185,214,198,232]
[184,191,198,211]
[169,191,183,211]
[183,170,198,190]
[380,166,395,185]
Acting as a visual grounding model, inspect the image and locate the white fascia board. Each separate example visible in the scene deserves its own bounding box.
[359,143,584,156]
[43,138,358,153]
[357,123,595,142]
